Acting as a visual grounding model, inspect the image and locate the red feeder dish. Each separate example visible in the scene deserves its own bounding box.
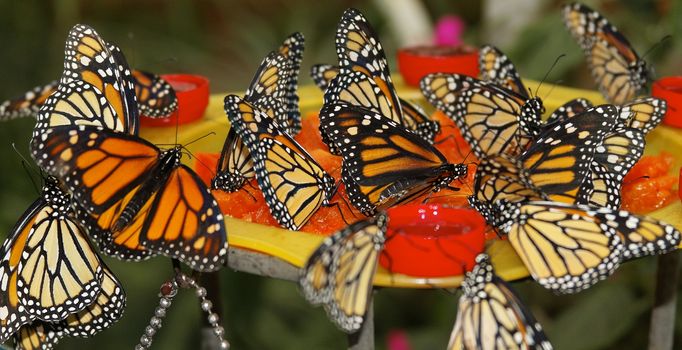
[140,74,210,127]
[652,76,682,128]
[397,45,479,87]
[380,204,486,277]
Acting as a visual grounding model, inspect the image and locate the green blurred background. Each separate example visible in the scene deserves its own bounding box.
[1,0,681,349]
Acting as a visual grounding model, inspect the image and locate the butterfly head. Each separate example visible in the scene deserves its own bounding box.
[630,60,650,90]
[42,175,70,210]
[212,173,245,193]
[437,163,469,190]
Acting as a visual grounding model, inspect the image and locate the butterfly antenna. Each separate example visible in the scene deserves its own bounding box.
[11,142,41,192]
[640,34,671,61]
[192,153,218,179]
[543,79,563,101]
[239,185,258,202]
[534,54,566,98]
[184,132,217,148]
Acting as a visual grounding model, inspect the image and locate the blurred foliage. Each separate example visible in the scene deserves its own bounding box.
[0,0,681,349]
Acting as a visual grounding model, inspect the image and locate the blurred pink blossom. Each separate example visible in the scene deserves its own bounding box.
[387,329,411,350]
[434,15,465,46]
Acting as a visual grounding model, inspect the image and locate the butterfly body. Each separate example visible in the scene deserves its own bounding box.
[112,147,182,232]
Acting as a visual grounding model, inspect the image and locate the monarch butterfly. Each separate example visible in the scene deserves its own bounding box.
[0,176,106,343]
[31,24,228,270]
[318,8,440,154]
[1,25,176,122]
[53,24,139,135]
[223,95,337,230]
[310,64,440,143]
[299,213,387,333]
[562,2,649,104]
[420,73,543,158]
[469,105,618,227]
[213,34,304,193]
[320,101,468,216]
[13,267,125,350]
[31,125,228,272]
[0,69,177,122]
[131,69,178,118]
[449,254,553,350]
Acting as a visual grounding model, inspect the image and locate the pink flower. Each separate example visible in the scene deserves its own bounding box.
[387,329,411,350]
[434,15,465,46]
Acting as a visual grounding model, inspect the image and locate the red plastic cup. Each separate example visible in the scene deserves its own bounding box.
[397,45,479,87]
[652,76,682,128]
[380,204,486,277]
[140,74,210,127]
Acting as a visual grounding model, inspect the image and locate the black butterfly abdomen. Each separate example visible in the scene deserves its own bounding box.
[112,148,181,232]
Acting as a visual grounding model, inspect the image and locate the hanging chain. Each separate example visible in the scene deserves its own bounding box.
[135,273,230,349]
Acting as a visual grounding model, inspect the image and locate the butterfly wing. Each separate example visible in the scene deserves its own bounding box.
[244,52,289,119]
[594,127,645,182]
[14,265,126,349]
[479,45,528,98]
[321,102,465,216]
[590,208,681,261]
[520,105,618,204]
[583,162,620,210]
[31,125,161,214]
[449,254,553,350]
[141,165,228,272]
[61,25,138,134]
[421,73,533,158]
[0,81,58,120]
[213,127,255,192]
[619,97,666,134]
[131,69,178,118]
[310,64,339,90]
[495,201,623,294]
[545,98,593,125]
[562,3,647,104]
[34,80,127,139]
[0,180,103,342]
[278,32,304,135]
[76,186,157,262]
[299,213,387,333]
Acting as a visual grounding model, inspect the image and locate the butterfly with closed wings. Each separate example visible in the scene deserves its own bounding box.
[223,95,338,230]
[449,254,553,350]
[563,2,651,104]
[299,213,388,333]
[0,176,121,344]
[213,33,304,193]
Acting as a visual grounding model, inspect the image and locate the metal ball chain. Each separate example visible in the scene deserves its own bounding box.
[135,275,229,349]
